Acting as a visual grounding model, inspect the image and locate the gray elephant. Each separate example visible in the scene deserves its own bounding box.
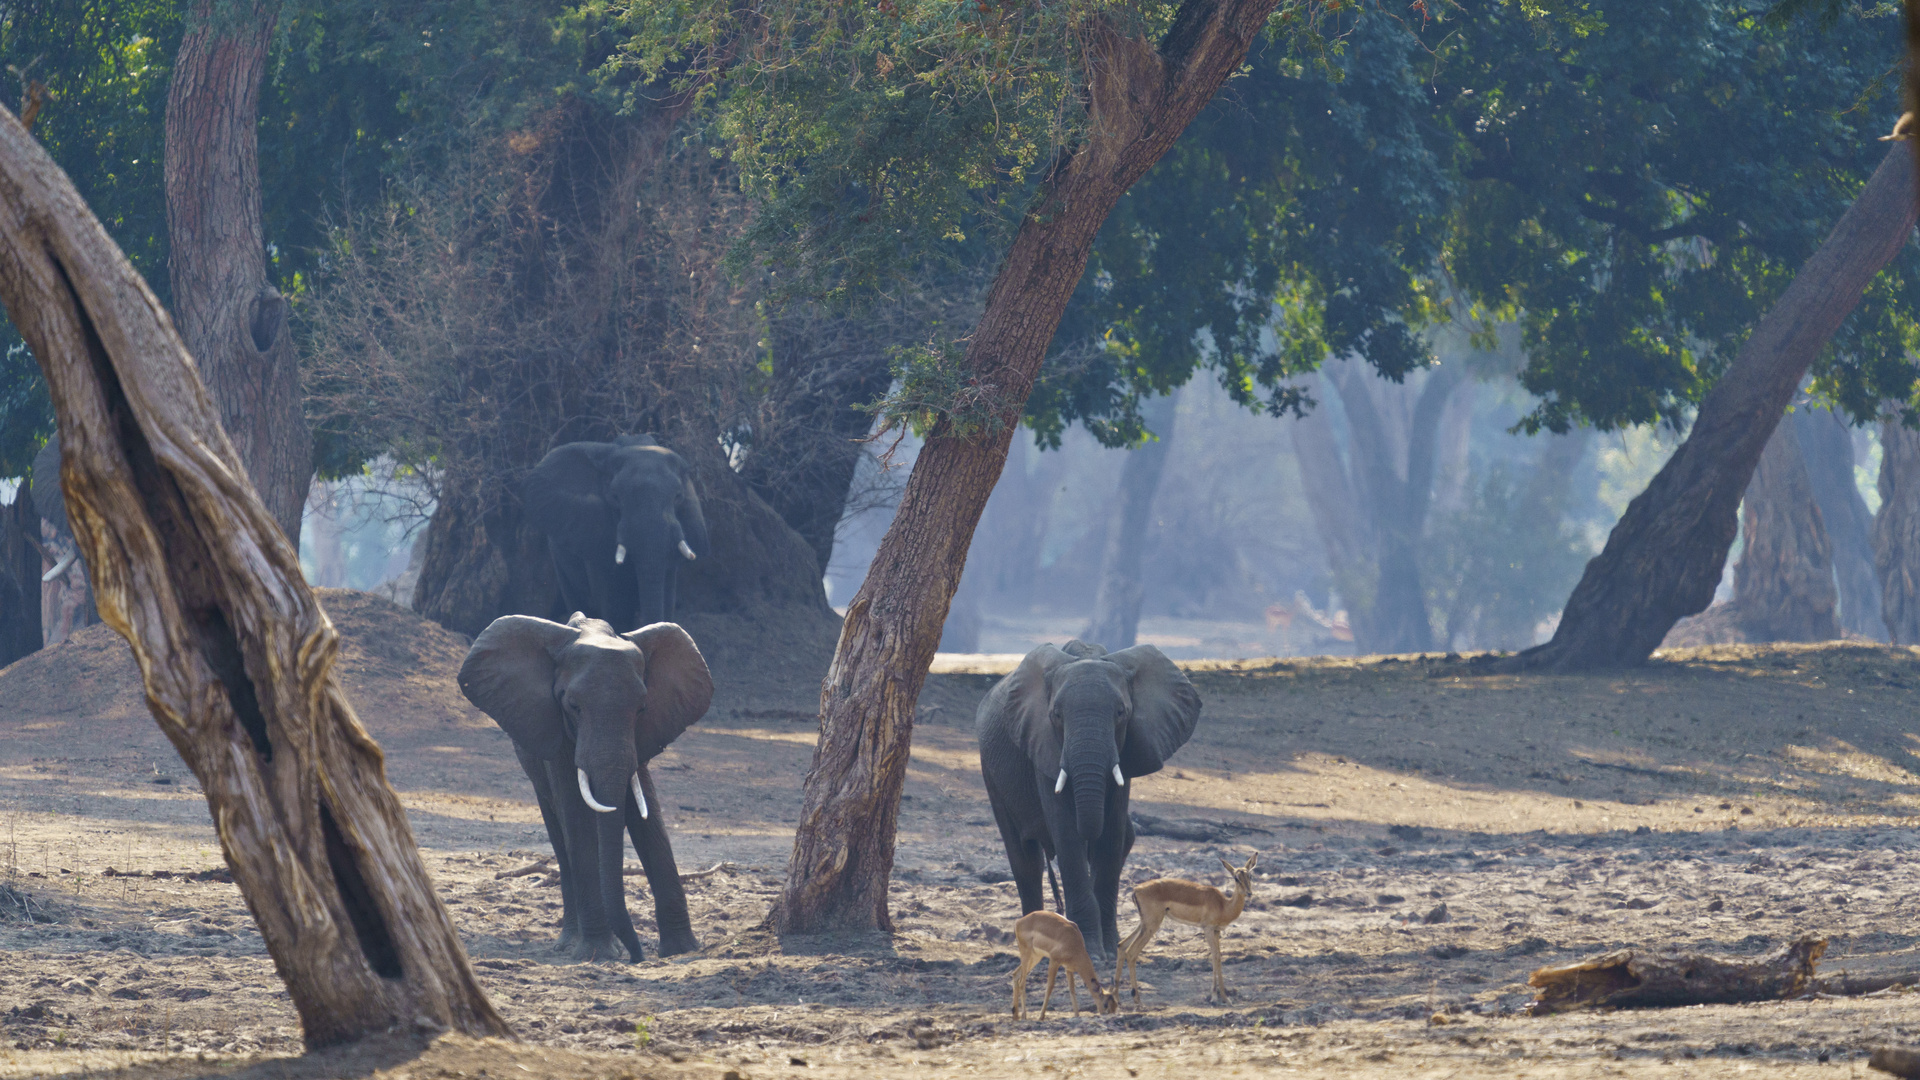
[977,640,1201,962]
[31,434,80,583]
[459,612,712,961]
[523,436,709,632]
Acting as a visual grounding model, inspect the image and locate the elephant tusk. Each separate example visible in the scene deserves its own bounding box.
[41,549,74,583]
[678,540,696,561]
[578,768,619,813]
[631,774,649,819]
[1054,768,1067,794]
[614,543,626,565]
[1112,765,1126,786]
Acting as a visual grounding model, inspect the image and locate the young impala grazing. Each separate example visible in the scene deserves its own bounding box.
[1011,911,1119,1020]
[1117,853,1258,1003]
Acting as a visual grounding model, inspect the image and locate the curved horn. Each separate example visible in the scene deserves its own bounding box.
[577,768,618,813]
[631,774,649,820]
[1112,765,1126,786]
[678,540,696,561]
[1055,768,1067,794]
[614,543,627,565]
[40,549,74,583]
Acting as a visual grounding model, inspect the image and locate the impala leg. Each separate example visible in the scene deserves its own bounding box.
[1126,904,1167,1001]
[1040,960,1061,1020]
[1067,969,1081,1015]
[1208,925,1226,1002]
[1012,952,1038,1019]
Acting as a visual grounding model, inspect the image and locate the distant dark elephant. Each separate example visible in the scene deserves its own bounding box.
[524,436,709,632]
[31,434,80,584]
[459,611,713,961]
[977,640,1201,962]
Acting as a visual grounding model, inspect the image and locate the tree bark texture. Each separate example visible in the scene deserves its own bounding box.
[1502,145,1919,672]
[774,0,1283,934]
[1727,418,1841,641]
[1527,935,1825,1014]
[0,103,508,1048]
[1084,390,1180,650]
[1876,419,1920,643]
[165,2,311,544]
[1796,407,1882,638]
[0,493,40,667]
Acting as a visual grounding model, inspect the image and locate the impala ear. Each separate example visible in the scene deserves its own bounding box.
[623,622,713,760]
[1106,644,1201,777]
[1221,857,1237,876]
[458,615,580,758]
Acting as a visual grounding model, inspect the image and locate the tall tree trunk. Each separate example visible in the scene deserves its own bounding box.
[1289,392,1369,644]
[1794,407,1881,637]
[0,103,507,1047]
[773,0,1282,934]
[1728,419,1841,641]
[165,1,311,544]
[1500,145,1919,672]
[1084,389,1180,650]
[0,492,40,667]
[1875,419,1920,643]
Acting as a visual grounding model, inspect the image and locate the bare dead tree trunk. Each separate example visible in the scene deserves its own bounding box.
[0,103,508,1049]
[773,0,1282,934]
[1876,419,1920,643]
[1728,419,1841,641]
[1796,407,1882,637]
[164,1,311,544]
[1084,389,1180,650]
[0,492,40,666]
[1528,936,1825,1014]
[1500,145,1919,672]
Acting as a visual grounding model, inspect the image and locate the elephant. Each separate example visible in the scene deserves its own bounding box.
[523,436,709,632]
[977,639,1201,963]
[458,611,713,961]
[31,434,80,584]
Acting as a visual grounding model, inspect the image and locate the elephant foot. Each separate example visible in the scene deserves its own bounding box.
[554,926,583,954]
[570,932,634,964]
[658,928,699,958]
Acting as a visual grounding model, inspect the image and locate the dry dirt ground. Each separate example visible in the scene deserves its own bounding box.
[4,591,1920,1078]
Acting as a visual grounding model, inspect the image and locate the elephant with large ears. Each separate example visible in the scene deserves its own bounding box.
[976,640,1201,963]
[459,612,713,962]
[524,436,710,632]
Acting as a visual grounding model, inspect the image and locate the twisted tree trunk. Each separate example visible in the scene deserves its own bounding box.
[0,103,507,1049]
[774,0,1284,934]
[1500,144,1918,672]
[1084,390,1180,650]
[165,1,311,543]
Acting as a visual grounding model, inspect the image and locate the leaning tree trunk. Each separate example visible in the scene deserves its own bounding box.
[1876,419,1920,643]
[1500,144,1919,672]
[774,0,1283,934]
[1796,406,1882,637]
[1729,418,1841,641]
[1084,389,1180,650]
[164,1,311,544]
[0,103,507,1048]
[0,492,40,667]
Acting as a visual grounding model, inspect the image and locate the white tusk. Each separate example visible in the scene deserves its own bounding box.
[1055,768,1067,794]
[41,550,75,583]
[1112,765,1126,786]
[678,540,696,561]
[578,768,618,813]
[614,543,626,565]
[631,774,649,819]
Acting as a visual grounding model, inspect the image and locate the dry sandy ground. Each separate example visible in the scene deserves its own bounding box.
[3,591,1920,1078]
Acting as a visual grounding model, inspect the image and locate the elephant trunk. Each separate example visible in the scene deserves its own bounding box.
[1062,714,1115,843]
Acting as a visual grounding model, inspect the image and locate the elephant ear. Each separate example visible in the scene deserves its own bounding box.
[458,615,580,759]
[998,643,1075,766]
[623,622,714,760]
[1107,644,1201,778]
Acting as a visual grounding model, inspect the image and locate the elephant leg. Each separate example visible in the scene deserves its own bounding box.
[631,561,667,628]
[584,558,639,632]
[550,540,596,621]
[549,759,622,962]
[593,807,644,963]
[626,766,697,956]
[662,564,679,623]
[518,746,581,951]
[988,784,1048,915]
[1051,836,1107,966]
[1090,794,1134,959]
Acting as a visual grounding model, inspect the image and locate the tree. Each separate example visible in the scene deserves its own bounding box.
[1877,418,1920,643]
[1083,389,1179,649]
[1794,407,1881,637]
[1499,145,1919,671]
[0,102,507,1048]
[1728,418,1842,641]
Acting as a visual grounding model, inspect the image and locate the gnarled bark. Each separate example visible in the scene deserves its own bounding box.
[0,103,506,1048]
[1084,390,1180,650]
[1501,144,1919,672]
[775,0,1284,934]
[165,1,311,543]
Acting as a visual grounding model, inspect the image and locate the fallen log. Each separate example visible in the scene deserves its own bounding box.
[1870,1046,1920,1078]
[1527,934,1825,1014]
